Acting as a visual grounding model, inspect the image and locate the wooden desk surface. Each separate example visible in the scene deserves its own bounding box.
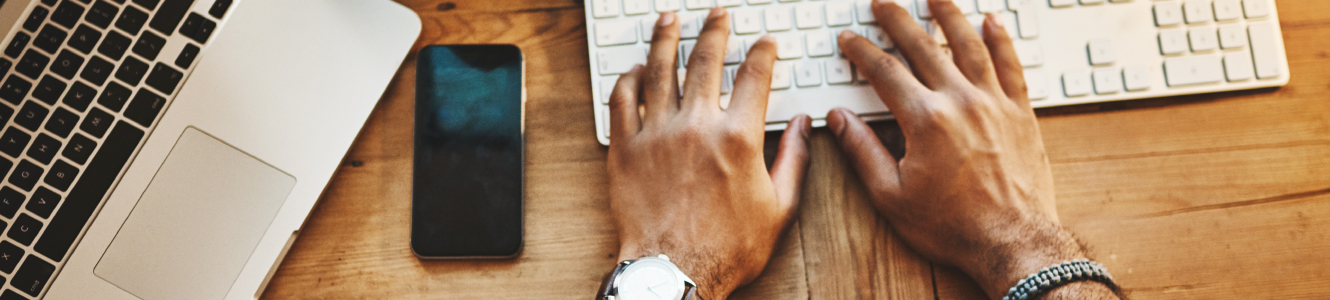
[261,0,1330,298]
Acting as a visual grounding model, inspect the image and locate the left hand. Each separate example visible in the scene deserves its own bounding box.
[606,7,812,300]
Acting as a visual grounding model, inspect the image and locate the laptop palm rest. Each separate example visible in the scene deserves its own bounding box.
[92,127,295,300]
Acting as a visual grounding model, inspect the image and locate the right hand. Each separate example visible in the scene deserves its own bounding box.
[829,0,1113,299]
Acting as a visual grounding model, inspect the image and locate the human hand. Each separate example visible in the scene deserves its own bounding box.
[830,0,1113,299]
[606,8,812,300]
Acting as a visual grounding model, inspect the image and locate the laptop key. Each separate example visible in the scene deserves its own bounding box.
[35,122,143,262]
[0,187,19,219]
[68,25,102,54]
[132,31,165,61]
[27,134,61,165]
[0,241,23,273]
[32,75,67,104]
[0,75,31,105]
[86,1,118,29]
[23,7,47,32]
[8,160,43,191]
[12,254,54,296]
[149,0,197,34]
[45,107,79,137]
[44,160,78,191]
[0,290,25,300]
[115,5,148,35]
[4,33,28,58]
[50,50,85,79]
[124,88,164,126]
[79,107,112,137]
[52,0,87,28]
[209,0,232,18]
[0,128,31,157]
[16,49,50,79]
[97,82,131,112]
[97,30,130,61]
[133,0,161,10]
[114,56,148,86]
[62,134,95,164]
[26,188,60,218]
[0,103,11,124]
[62,81,95,111]
[10,215,42,245]
[34,24,68,54]
[80,55,113,85]
[145,63,181,94]
[175,43,198,69]
[15,102,49,131]
[179,13,216,43]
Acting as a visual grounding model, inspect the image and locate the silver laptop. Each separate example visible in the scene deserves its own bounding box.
[0,0,420,299]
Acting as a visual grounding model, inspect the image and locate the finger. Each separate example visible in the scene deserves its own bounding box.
[682,8,731,112]
[836,30,931,126]
[983,14,1029,107]
[726,35,778,127]
[769,114,812,219]
[872,0,965,88]
[826,108,902,202]
[643,12,682,123]
[610,65,644,142]
[929,0,1000,90]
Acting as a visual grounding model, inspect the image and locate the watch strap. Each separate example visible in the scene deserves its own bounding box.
[595,262,628,300]
[682,282,701,300]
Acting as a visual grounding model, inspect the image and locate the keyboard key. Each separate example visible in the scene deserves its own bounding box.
[134,0,162,10]
[795,3,823,29]
[1016,8,1037,39]
[795,60,822,87]
[149,0,201,35]
[34,25,69,54]
[1061,68,1092,97]
[145,63,183,94]
[124,88,165,126]
[774,33,803,59]
[175,43,200,69]
[978,0,1004,13]
[1123,64,1152,91]
[1218,24,1246,49]
[1154,1,1183,26]
[716,0,741,7]
[625,0,651,14]
[0,241,22,273]
[0,75,32,105]
[806,30,834,57]
[97,30,131,61]
[1024,69,1049,100]
[1087,38,1115,65]
[1163,55,1223,86]
[45,107,79,138]
[595,19,638,46]
[86,0,119,29]
[209,0,233,18]
[680,40,696,65]
[1222,51,1253,82]
[44,160,78,191]
[720,66,735,94]
[17,49,51,79]
[1013,41,1042,67]
[49,50,84,80]
[1188,27,1217,52]
[52,0,87,28]
[679,14,701,39]
[132,31,166,60]
[0,128,31,158]
[826,2,853,26]
[1248,22,1281,79]
[826,59,853,84]
[32,76,66,105]
[1158,28,1188,55]
[27,134,60,165]
[733,9,763,34]
[0,104,11,125]
[1183,0,1212,24]
[115,4,149,35]
[863,26,893,50]
[1092,68,1121,95]
[80,55,113,85]
[5,32,30,58]
[765,6,792,32]
[724,39,744,64]
[116,56,149,86]
[917,0,934,17]
[98,82,132,112]
[657,0,681,12]
[0,188,21,219]
[15,102,49,132]
[26,187,61,218]
[80,107,113,137]
[591,0,620,18]
[0,59,9,74]
[684,0,712,10]
[597,47,647,75]
[1213,0,1241,21]
[35,121,144,262]
[23,7,48,32]
[11,255,54,296]
[1242,0,1269,18]
[855,0,876,24]
[62,134,95,164]
[8,160,42,191]
[771,61,791,89]
[640,16,657,42]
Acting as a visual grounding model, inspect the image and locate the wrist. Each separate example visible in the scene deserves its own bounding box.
[964,216,1090,299]
[617,247,735,300]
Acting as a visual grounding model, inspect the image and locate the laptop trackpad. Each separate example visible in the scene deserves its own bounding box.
[93,127,295,300]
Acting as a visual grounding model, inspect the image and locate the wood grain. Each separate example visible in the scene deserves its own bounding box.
[263,0,1330,299]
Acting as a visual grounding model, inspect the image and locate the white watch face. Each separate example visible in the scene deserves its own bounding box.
[617,259,682,300]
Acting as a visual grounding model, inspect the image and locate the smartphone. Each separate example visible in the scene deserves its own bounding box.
[412,45,524,259]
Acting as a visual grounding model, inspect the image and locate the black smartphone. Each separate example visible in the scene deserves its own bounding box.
[412,45,524,259]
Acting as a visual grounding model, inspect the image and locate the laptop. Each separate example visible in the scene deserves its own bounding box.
[0,0,420,299]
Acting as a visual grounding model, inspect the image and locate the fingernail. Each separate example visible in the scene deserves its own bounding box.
[709,7,725,19]
[989,13,1004,28]
[839,30,857,40]
[758,35,775,44]
[630,64,643,72]
[658,13,675,27]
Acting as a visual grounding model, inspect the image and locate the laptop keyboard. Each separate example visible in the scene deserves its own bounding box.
[0,0,231,297]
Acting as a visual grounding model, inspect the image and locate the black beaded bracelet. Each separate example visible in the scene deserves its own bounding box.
[1002,259,1118,300]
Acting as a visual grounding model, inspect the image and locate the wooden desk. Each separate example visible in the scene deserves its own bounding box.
[261,0,1330,298]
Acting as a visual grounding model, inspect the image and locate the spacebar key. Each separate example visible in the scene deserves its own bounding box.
[33,121,144,262]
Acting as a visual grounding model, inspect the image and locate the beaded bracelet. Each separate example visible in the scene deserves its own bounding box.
[1002,259,1118,300]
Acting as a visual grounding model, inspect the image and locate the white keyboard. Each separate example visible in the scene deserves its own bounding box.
[585,0,1290,145]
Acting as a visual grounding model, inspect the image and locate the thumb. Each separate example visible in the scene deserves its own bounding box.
[826,108,903,204]
[769,114,812,218]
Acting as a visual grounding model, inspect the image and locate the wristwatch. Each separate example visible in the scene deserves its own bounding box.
[596,255,700,300]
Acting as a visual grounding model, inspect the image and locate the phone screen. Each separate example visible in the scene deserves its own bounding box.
[412,45,523,258]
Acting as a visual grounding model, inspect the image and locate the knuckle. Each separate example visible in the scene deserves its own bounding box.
[868,54,901,72]
[689,50,722,65]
